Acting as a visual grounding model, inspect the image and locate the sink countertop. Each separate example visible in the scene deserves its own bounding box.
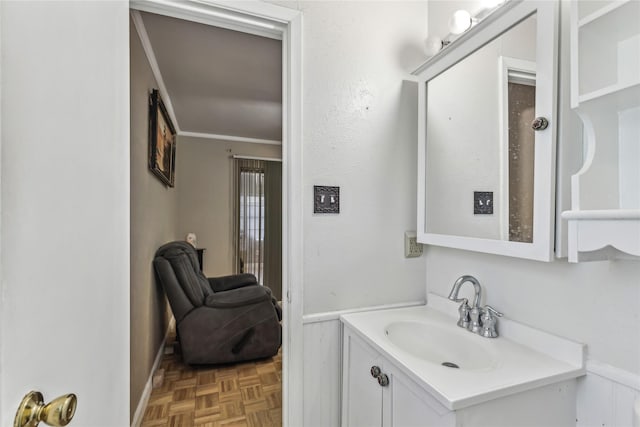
[340,293,585,411]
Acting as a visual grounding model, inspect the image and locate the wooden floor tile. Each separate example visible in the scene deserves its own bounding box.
[140,338,282,427]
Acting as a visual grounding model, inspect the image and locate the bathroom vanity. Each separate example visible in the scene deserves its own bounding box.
[340,295,585,427]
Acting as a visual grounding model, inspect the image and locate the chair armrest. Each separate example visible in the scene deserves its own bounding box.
[204,285,271,308]
[207,273,257,292]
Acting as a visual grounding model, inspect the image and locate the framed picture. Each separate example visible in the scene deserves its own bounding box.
[149,89,176,187]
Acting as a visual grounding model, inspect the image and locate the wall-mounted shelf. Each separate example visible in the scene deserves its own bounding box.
[572,0,639,106]
[577,0,635,28]
[562,210,640,262]
[564,0,640,262]
[578,81,639,107]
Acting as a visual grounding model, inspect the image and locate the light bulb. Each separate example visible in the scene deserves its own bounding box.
[448,10,472,35]
[424,35,444,56]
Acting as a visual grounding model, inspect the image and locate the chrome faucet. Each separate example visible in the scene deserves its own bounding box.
[448,275,503,338]
[448,275,482,331]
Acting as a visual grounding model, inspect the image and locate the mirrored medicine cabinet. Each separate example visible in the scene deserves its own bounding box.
[412,0,559,261]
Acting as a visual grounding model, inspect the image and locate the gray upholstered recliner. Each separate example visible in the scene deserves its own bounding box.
[153,241,281,365]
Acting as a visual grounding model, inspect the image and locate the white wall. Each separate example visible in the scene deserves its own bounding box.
[298,1,429,315]
[427,249,640,372]
[0,2,130,426]
[274,2,431,425]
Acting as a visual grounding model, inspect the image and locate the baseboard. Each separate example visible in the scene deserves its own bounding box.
[131,317,176,427]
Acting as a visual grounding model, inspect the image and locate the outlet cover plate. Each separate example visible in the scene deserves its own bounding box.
[404,231,423,258]
[314,186,340,213]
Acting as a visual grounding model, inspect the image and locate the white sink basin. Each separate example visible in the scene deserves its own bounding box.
[384,320,499,371]
[340,295,585,410]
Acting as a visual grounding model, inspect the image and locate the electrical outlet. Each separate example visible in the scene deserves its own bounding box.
[404,231,423,258]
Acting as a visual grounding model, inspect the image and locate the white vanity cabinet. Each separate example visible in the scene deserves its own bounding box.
[561,0,640,261]
[341,315,580,427]
[342,326,454,427]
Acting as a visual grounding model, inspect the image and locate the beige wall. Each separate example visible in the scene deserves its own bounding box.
[130,18,178,419]
[175,136,281,277]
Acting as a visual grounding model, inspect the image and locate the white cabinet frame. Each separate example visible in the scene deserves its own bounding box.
[412,0,559,261]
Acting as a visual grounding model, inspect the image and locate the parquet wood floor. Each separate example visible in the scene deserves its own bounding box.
[141,338,282,427]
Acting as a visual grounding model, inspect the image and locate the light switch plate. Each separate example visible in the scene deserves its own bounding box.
[314,186,340,213]
[404,231,423,258]
[474,191,494,215]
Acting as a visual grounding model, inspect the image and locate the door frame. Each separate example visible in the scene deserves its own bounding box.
[128,1,304,425]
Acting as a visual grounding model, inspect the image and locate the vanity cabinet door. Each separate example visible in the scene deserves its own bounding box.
[388,367,455,427]
[342,330,384,427]
[342,327,455,427]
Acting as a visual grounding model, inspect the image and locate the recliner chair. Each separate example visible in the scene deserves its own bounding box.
[153,241,281,365]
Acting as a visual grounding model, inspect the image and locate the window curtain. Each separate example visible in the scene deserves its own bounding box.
[233,158,282,301]
[263,161,282,301]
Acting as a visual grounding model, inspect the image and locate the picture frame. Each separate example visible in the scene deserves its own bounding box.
[148,89,176,187]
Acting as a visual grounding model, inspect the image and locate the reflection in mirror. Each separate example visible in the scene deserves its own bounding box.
[425,13,537,242]
[507,75,535,242]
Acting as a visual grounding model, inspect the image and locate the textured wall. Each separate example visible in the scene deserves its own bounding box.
[298,1,429,314]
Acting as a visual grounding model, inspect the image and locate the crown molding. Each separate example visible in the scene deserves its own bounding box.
[178,131,281,145]
[130,0,284,40]
[130,9,182,132]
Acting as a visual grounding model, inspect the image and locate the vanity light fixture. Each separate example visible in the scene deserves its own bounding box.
[424,35,451,57]
[448,10,474,35]
[423,0,510,58]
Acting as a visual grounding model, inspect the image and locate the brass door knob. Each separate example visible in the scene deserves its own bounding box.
[14,391,77,427]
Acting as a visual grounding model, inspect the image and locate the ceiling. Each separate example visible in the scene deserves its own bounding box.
[138,11,283,143]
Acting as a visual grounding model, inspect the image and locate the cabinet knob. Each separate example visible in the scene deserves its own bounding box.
[531,117,549,131]
[377,374,389,387]
[370,366,381,378]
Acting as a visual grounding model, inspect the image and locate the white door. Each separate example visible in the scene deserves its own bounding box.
[0,2,130,426]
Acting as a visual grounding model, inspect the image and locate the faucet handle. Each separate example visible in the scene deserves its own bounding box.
[480,305,503,338]
[456,299,471,329]
[484,305,503,317]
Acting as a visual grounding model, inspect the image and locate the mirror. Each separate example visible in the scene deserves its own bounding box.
[426,13,537,242]
[413,1,558,261]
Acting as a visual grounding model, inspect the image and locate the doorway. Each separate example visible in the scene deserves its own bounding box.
[129,1,302,426]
